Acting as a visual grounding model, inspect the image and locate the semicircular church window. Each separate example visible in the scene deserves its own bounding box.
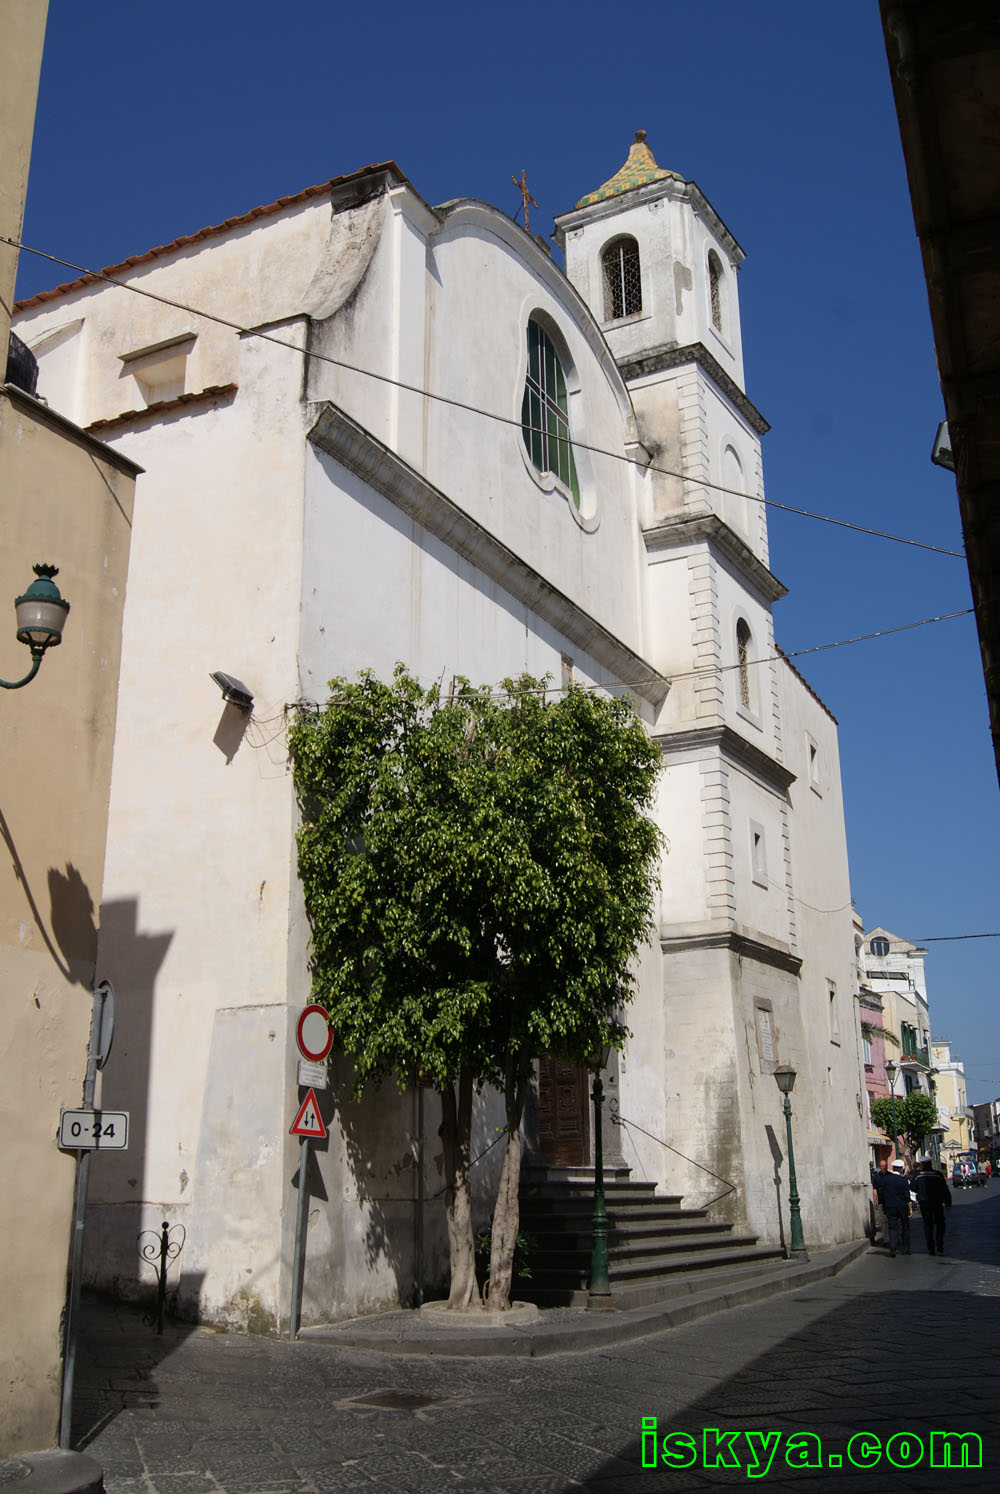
[602,237,642,321]
[521,319,580,507]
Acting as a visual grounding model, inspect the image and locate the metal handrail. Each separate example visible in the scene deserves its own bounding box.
[610,1099,737,1210]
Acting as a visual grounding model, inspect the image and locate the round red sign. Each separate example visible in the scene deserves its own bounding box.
[295,1004,333,1062]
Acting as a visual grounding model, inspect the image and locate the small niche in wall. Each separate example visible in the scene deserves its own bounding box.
[120,333,196,405]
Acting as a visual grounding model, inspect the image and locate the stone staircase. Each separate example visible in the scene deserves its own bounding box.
[516,1167,786,1309]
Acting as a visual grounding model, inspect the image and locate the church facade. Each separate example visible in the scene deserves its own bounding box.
[13,135,868,1331]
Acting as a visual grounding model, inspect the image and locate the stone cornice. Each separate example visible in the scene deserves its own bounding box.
[654,723,796,796]
[554,176,745,268]
[308,402,671,707]
[660,926,802,977]
[643,512,787,605]
[617,342,769,436]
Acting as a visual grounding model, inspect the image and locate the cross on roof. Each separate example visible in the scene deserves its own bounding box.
[511,169,539,235]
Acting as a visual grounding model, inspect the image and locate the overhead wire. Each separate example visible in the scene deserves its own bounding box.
[6,235,965,560]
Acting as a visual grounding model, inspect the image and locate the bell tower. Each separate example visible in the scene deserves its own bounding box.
[554,132,771,562]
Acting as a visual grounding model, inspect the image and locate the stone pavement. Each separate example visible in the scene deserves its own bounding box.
[23,1189,1000,1491]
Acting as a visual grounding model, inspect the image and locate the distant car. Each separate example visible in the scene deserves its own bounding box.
[951,1154,985,1188]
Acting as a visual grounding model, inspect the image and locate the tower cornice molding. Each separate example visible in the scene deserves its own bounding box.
[653,722,796,797]
[554,177,744,268]
[659,926,802,976]
[643,512,787,605]
[617,341,769,435]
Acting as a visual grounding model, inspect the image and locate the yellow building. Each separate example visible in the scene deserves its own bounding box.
[2,0,139,1458]
[931,1040,973,1158]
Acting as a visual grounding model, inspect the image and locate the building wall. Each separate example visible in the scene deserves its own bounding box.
[0,388,135,1456]
[10,147,870,1337]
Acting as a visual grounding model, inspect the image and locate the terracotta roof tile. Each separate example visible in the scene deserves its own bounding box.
[15,161,406,312]
[85,382,238,434]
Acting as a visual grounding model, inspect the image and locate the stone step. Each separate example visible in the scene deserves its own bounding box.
[523,1220,737,1253]
[521,1250,791,1310]
[520,1200,708,1224]
[527,1232,765,1282]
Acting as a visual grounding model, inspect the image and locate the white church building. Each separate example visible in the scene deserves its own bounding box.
[14,133,868,1330]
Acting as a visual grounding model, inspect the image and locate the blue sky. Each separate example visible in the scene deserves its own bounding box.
[16,2,999,1101]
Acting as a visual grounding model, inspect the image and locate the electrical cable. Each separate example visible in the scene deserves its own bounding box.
[6,234,965,560]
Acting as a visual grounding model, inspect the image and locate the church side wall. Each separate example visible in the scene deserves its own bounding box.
[76,327,311,1333]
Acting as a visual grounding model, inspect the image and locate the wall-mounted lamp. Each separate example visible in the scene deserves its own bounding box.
[1,564,70,690]
[210,671,253,712]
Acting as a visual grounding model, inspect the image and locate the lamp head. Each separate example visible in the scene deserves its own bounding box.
[15,564,70,650]
[774,1065,796,1096]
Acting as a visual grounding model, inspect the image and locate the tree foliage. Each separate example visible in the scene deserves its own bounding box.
[288,665,663,1308]
[870,1091,939,1158]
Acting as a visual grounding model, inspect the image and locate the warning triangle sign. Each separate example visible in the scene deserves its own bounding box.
[290,1088,326,1139]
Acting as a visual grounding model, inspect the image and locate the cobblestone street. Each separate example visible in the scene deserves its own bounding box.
[68,1188,998,1492]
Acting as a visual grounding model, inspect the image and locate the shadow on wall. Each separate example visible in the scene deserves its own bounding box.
[0,801,100,984]
[331,1056,425,1306]
[82,896,174,1298]
[327,1058,508,1311]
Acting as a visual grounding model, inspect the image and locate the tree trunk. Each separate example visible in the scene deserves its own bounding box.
[485,1050,530,1310]
[439,1069,481,1310]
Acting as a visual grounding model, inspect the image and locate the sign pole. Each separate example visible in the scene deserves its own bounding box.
[289,1136,311,1341]
[59,981,111,1448]
[287,1008,332,1343]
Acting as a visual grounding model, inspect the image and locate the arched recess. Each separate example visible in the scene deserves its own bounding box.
[722,442,749,536]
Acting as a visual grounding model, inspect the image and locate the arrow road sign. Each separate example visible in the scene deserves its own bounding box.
[290,1089,326,1139]
[59,1109,129,1151]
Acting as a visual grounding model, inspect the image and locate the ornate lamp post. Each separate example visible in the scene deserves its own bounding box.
[1,564,70,689]
[587,1041,614,1311]
[886,1059,900,1161]
[774,1065,808,1262]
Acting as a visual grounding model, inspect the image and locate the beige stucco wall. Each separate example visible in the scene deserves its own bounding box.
[0,388,135,1456]
[0,0,47,350]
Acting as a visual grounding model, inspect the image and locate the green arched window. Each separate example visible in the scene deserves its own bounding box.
[521,319,580,507]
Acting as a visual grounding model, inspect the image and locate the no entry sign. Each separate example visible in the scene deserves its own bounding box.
[295,1004,333,1062]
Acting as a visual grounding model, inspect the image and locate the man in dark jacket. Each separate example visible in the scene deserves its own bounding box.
[910,1156,952,1255]
[872,1159,912,1256]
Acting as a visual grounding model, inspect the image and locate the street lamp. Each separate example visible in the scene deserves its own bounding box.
[1,564,70,690]
[587,1040,613,1311]
[774,1065,808,1262]
[886,1059,899,1161]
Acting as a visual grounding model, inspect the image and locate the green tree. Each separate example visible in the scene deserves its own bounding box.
[288,666,663,1311]
[870,1091,939,1162]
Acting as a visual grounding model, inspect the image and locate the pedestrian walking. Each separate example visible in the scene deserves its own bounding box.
[910,1155,952,1255]
[872,1159,912,1257]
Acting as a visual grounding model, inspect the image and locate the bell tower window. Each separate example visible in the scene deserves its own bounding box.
[736,617,752,710]
[601,237,642,322]
[708,250,724,335]
[521,319,580,506]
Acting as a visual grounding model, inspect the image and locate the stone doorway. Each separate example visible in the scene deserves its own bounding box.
[537,1057,590,1166]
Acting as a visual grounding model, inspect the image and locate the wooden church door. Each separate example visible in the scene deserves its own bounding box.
[537,1057,590,1166]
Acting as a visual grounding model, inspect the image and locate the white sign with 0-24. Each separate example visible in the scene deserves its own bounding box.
[59,1109,130,1151]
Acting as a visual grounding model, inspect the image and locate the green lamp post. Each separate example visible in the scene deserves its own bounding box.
[886,1059,899,1162]
[587,1040,614,1311]
[774,1065,808,1262]
[1,564,70,690]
